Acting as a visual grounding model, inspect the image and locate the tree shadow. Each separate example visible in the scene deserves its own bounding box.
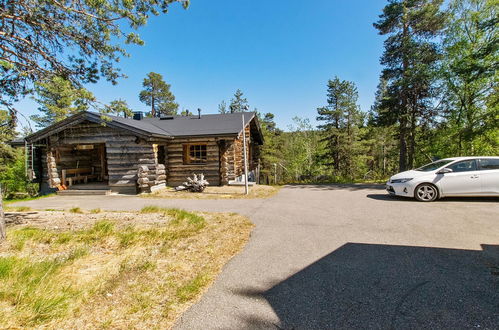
[235,243,499,329]
[286,184,386,191]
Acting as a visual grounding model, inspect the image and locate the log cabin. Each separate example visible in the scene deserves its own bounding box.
[18,111,264,194]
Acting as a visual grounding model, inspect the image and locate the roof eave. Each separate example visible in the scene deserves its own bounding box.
[25,111,172,143]
[236,112,264,145]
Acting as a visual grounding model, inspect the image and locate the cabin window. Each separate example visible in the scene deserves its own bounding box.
[183,144,207,164]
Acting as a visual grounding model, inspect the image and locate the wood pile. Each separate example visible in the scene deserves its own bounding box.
[138,164,167,193]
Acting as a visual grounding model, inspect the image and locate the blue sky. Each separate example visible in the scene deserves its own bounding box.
[17,0,387,130]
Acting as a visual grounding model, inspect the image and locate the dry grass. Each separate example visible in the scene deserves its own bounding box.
[4,206,32,212]
[144,184,281,200]
[0,208,254,329]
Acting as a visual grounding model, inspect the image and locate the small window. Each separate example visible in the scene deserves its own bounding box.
[479,158,499,170]
[446,159,477,173]
[183,144,207,164]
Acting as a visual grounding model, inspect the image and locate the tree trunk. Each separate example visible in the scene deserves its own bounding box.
[151,97,156,118]
[399,115,408,172]
[398,8,410,172]
[0,187,6,241]
[408,107,416,169]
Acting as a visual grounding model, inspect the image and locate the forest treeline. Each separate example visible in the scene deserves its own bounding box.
[257,0,498,184]
[0,0,497,196]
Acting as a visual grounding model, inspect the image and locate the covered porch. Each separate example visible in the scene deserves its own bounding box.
[49,143,109,190]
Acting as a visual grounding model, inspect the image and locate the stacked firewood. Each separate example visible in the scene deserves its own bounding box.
[155,164,166,186]
[175,174,209,192]
[138,164,167,193]
[137,165,150,192]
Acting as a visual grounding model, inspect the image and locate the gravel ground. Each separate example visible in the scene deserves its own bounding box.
[10,184,499,329]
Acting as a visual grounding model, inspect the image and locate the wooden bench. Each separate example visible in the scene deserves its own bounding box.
[61,167,98,186]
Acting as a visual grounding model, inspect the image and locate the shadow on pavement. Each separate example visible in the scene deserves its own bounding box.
[286,184,385,191]
[366,194,413,202]
[367,193,499,203]
[235,243,499,329]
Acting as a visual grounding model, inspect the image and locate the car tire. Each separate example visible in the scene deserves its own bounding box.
[414,183,439,202]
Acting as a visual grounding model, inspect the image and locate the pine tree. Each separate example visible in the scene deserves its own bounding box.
[284,117,323,181]
[30,76,95,128]
[0,0,189,121]
[441,0,499,155]
[103,99,134,118]
[316,77,365,180]
[218,100,228,114]
[374,0,445,171]
[261,113,279,133]
[0,110,16,168]
[229,89,249,113]
[139,72,179,117]
[366,78,399,178]
[257,112,282,184]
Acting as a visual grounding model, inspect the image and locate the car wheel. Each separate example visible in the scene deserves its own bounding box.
[414,183,438,202]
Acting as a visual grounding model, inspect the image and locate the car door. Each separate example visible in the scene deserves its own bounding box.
[438,159,482,196]
[478,158,499,195]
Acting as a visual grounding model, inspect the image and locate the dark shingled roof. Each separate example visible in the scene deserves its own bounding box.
[132,112,256,137]
[19,111,263,144]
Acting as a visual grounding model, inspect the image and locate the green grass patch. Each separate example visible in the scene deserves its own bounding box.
[3,193,56,204]
[10,227,54,251]
[90,208,102,214]
[140,205,163,213]
[4,206,32,212]
[176,272,211,303]
[0,208,249,328]
[69,207,83,214]
[0,246,88,325]
[139,206,206,236]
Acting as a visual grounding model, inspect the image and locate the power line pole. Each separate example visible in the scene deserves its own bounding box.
[274,163,277,185]
[242,113,249,195]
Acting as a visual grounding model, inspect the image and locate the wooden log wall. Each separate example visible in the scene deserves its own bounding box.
[218,124,260,183]
[166,137,221,187]
[228,125,251,179]
[218,140,230,185]
[46,149,60,187]
[44,121,163,194]
[38,148,56,194]
[250,141,260,171]
[38,119,262,192]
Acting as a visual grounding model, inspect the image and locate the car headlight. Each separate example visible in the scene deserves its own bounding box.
[391,178,413,183]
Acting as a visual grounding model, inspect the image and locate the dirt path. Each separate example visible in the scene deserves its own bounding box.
[10,185,499,329]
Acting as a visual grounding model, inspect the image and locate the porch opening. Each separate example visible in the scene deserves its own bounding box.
[54,143,108,188]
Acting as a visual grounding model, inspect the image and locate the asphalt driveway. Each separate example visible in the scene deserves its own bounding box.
[10,185,499,329]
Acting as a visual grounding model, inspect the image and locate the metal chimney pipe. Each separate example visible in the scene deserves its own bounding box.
[197,108,201,119]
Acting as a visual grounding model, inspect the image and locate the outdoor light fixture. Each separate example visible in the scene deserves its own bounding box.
[74,144,94,150]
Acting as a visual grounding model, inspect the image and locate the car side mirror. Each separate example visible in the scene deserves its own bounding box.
[437,168,453,174]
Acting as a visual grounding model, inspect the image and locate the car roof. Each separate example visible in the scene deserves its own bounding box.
[441,156,499,161]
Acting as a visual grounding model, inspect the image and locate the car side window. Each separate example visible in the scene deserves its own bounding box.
[446,159,477,172]
[479,158,499,170]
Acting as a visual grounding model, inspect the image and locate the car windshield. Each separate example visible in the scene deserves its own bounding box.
[415,159,454,172]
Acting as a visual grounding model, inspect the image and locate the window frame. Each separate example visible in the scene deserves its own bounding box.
[445,159,478,173]
[183,143,208,165]
[478,158,499,171]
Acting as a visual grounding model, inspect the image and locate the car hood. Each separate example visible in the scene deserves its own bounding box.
[390,170,428,180]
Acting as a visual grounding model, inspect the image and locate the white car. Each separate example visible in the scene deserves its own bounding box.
[386,156,499,202]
